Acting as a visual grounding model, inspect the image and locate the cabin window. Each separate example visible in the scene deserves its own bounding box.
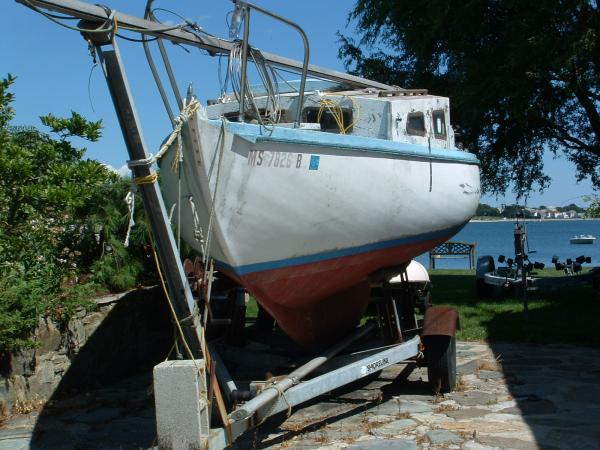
[303,107,353,133]
[406,112,426,136]
[223,108,287,123]
[432,110,446,139]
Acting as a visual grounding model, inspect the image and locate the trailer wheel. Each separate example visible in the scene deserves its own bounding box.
[424,335,456,394]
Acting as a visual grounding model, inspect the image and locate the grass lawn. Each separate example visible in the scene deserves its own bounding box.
[430,268,600,347]
[244,268,600,347]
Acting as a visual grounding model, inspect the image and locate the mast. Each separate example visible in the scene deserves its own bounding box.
[18,0,395,91]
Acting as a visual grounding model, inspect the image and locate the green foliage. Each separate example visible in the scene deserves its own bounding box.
[584,195,600,218]
[500,204,533,219]
[476,203,501,217]
[340,1,600,198]
[556,203,585,213]
[87,178,154,292]
[0,75,154,354]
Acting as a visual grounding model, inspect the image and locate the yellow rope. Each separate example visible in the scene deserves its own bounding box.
[151,240,198,364]
[316,96,360,134]
[134,172,158,185]
[317,99,345,133]
[157,100,201,171]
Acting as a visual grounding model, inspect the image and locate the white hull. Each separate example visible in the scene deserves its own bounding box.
[160,116,481,274]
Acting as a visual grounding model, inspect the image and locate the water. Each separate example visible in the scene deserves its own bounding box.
[415,219,600,269]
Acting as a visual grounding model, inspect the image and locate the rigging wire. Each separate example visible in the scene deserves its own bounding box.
[115,33,158,43]
[21,0,115,34]
[22,0,190,36]
[227,41,281,129]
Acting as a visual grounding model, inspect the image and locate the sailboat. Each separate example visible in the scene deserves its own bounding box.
[159,75,480,348]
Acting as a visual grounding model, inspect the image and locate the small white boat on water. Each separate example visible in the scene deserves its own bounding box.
[570,234,597,244]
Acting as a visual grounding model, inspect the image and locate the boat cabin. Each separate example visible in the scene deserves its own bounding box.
[206,81,456,150]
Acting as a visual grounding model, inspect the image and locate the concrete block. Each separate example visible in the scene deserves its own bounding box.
[153,360,209,450]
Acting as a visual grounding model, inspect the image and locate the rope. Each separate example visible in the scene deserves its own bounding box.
[123,190,135,248]
[188,195,205,243]
[316,95,360,134]
[257,382,293,426]
[168,203,177,224]
[127,99,201,170]
[133,172,158,185]
[150,236,202,373]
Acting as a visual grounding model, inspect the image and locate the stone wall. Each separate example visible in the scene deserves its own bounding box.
[0,287,173,417]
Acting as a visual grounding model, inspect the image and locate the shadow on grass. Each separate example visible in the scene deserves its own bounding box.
[434,270,600,448]
[431,271,600,346]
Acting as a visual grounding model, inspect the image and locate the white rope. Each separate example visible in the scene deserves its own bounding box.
[168,203,177,224]
[123,189,135,248]
[127,98,202,169]
[188,195,205,243]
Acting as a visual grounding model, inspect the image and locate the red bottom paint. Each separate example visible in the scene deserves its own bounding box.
[226,234,451,349]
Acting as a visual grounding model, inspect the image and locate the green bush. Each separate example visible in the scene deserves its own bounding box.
[0,75,155,354]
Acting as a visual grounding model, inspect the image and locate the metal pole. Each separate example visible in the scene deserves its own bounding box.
[235,0,310,127]
[238,6,250,122]
[229,322,375,422]
[19,0,394,91]
[88,32,203,357]
[514,222,529,320]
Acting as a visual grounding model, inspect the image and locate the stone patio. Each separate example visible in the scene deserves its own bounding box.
[1,341,599,449]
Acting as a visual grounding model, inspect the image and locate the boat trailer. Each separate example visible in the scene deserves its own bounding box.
[19,1,460,448]
[476,219,600,301]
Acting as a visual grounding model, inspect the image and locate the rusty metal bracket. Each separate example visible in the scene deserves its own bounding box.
[421,306,459,337]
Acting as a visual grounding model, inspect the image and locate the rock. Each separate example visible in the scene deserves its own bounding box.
[477,370,502,380]
[426,429,463,445]
[370,419,417,437]
[502,357,564,370]
[457,359,482,376]
[476,435,537,449]
[501,398,556,415]
[372,398,400,415]
[566,385,600,404]
[0,437,31,450]
[462,441,491,450]
[36,319,62,353]
[449,391,498,407]
[443,407,488,420]
[348,438,418,449]
[72,407,122,424]
[398,400,434,414]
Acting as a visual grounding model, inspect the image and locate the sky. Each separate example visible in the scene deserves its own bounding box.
[2,0,596,208]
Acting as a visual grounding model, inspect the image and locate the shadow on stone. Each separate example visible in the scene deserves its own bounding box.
[26,287,173,449]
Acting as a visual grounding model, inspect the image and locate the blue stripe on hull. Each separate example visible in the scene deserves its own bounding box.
[221,223,466,276]
[205,119,480,165]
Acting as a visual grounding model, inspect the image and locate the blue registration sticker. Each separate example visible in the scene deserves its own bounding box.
[309,155,320,170]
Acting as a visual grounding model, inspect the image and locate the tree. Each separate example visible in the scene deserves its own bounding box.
[476,203,501,217]
[500,204,533,219]
[339,0,600,198]
[556,203,585,213]
[584,195,600,217]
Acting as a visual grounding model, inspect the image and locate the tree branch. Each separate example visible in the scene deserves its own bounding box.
[574,89,600,144]
[549,127,595,153]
